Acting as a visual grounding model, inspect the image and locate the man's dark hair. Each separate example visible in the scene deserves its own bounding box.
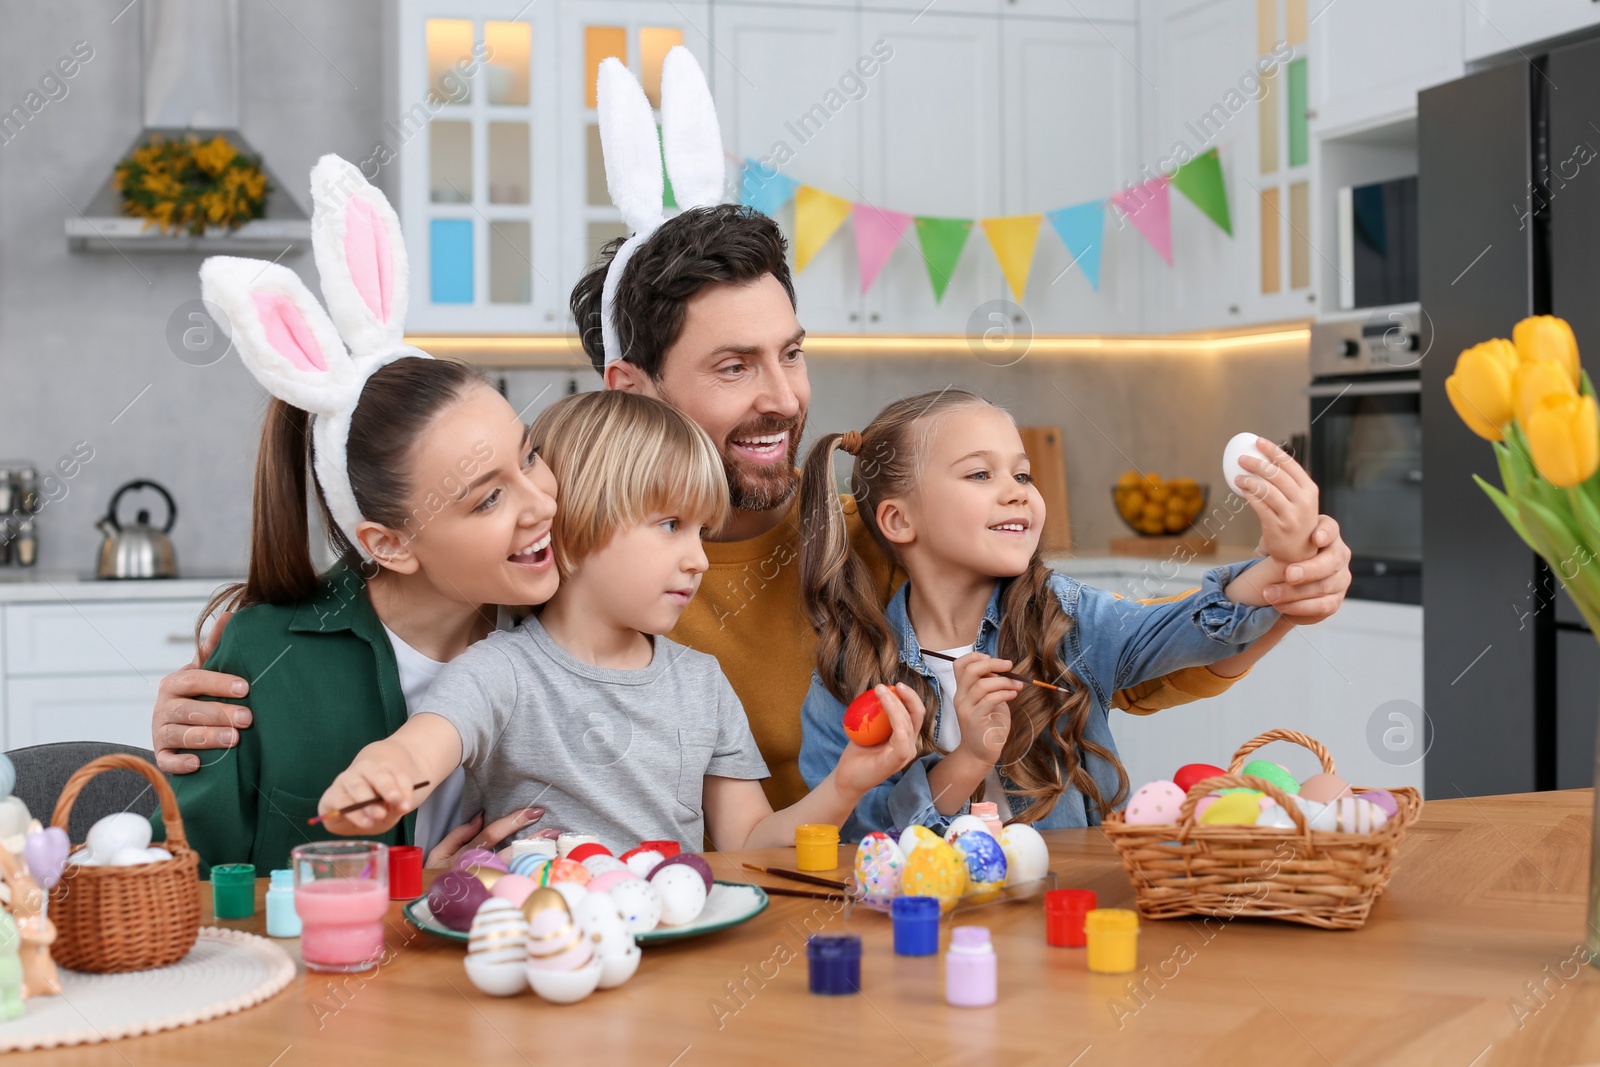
[571,204,796,378]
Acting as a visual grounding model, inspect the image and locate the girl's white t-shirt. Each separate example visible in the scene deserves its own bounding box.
[382,624,465,857]
[923,644,1014,821]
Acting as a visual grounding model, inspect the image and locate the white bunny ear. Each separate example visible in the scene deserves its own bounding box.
[200,256,360,416]
[660,47,726,210]
[309,154,410,361]
[598,56,666,235]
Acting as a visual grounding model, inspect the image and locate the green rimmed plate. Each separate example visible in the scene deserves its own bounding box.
[403,880,770,945]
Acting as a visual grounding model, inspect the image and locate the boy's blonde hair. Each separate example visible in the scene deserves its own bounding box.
[528,390,730,576]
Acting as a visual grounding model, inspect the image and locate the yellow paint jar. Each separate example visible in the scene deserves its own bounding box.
[1084,908,1139,974]
[794,824,840,871]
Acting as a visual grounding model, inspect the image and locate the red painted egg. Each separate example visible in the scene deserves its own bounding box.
[844,689,892,747]
[1173,763,1228,794]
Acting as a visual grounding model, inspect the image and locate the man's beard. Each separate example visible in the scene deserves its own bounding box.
[722,413,806,513]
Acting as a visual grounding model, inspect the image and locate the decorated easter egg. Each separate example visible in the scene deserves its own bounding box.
[1223,431,1264,495]
[1198,792,1262,825]
[543,858,592,886]
[1240,760,1300,795]
[1000,824,1050,886]
[1298,772,1351,806]
[943,815,993,844]
[573,893,641,990]
[1173,763,1227,794]
[843,689,892,747]
[654,853,714,893]
[86,811,150,860]
[1123,781,1186,826]
[490,873,538,908]
[587,869,641,895]
[581,854,629,877]
[454,847,508,873]
[1254,804,1297,829]
[1357,789,1399,820]
[650,863,710,926]
[852,832,905,904]
[898,824,944,858]
[900,840,967,911]
[620,847,666,879]
[606,877,664,934]
[465,898,530,997]
[1193,796,1219,821]
[566,843,612,864]
[556,833,601,858]
[1289,796,1336,831]
[1328,796,1388,833]
[952,829,1007,897]
[523,888,594,972]
[507,853,552,879]
[429,869,492,931]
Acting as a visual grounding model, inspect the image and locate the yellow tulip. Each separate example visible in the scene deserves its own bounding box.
[1446,339,1519,441]
[1525,393,1600,488]
[1515,357,1579,428]
[1513,315,1581,387]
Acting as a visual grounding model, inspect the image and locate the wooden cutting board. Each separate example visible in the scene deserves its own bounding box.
[1018,426,1071,554]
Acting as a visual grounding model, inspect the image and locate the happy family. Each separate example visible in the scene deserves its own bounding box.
[146,49,1352,874]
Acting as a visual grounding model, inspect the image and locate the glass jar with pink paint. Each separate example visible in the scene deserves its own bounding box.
[291,841,390,973]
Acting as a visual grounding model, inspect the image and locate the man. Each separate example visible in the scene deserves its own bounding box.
[152,204,1352,818]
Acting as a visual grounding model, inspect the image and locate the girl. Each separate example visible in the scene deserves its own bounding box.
[796,390,1319,838]
[315,391,924,852]
[162,156,557,873]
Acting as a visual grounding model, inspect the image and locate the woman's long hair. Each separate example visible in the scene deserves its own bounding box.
[797,389,1128,823]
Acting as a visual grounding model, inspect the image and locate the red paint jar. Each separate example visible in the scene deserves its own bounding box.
[1045,888,1097,947]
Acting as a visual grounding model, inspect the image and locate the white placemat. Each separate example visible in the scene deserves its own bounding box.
[0,926,296,1052]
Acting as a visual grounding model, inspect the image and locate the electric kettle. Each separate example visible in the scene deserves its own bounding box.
[96,480,178,579]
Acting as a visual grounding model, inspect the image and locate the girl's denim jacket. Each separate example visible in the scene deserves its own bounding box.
[798,561,1279,840]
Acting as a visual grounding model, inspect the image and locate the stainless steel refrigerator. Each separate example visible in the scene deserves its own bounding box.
[1420,43,1600,797]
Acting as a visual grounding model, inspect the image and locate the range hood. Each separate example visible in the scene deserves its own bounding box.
[65,0,309,253]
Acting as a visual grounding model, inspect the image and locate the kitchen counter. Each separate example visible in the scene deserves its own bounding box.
[1047,544,1262,596]
[16,790,1592,1065]
[0,573,240,604]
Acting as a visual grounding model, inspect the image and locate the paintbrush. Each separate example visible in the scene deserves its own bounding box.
[757,885,852,901]
[917,648,1071,693]
[740,862,849,890]
[307,781,431,825]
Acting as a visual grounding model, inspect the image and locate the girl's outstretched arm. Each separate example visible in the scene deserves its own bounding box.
[317,714,464,836]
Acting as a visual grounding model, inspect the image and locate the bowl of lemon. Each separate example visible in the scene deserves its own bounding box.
[1112,471,1208,537]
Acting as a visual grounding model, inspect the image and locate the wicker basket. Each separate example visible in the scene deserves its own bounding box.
[1101,728,1423,930]
[47,754,202,972]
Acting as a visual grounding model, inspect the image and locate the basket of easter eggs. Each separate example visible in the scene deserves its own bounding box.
[1111,471,1209,537]
[1100,729,1422,930]
[47,754,202,972]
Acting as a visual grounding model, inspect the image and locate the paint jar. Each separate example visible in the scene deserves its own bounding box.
[971,802,1004,840]
[1045,889,1097,947]
[265,869,302,938]
[945,926,997,1007]
[806,934,862,995]
[1084,908,1139,973]
[794,824,840,871]
[210,863,256,920]
[891,895,941,956]
[388,845,423,900]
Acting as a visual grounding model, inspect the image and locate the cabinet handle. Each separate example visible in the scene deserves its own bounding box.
[544,311,556,322]
[849,312,860,322]
[1228,305,1240,314]
[869,312,880,323]
[165,634,192,645]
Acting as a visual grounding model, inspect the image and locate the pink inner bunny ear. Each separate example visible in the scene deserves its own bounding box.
[252,291,329,372]
[344,196,393,323]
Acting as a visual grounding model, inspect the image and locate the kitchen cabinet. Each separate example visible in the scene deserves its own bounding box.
[1464,1,1600,65]
[1310,0,1461,136]
[712,2,864,332]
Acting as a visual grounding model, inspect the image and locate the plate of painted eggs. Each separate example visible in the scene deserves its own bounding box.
[403,834,769,964]
[851,818,1055,914]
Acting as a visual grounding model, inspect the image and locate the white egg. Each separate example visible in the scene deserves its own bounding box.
[650,864,709,926]
[526,958,604,1004]
[86,812,152,860]
[1254,805,1297,829]
[1223,431,1265,497]
[605,877,663,934]
[550,881,590,911]
[581,854,629,877]
[623,849,665,880]
[67,850,99,867]
[110,848,156,866]
[943,815,993,845]
[999,824,1050,886]
[0,796,31,841]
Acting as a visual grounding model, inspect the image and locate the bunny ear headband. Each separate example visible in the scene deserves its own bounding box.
[199,154,425,560]
[598,46,727,366]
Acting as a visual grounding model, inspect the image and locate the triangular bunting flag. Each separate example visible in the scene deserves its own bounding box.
[1169,149,1232,236]
[1112,178,1173,265]
[980,215,1043,301]
[739,159,798,217]
[853,203,913,294]
[914,216,974,302]
[793,186,854,273]
[1045,201,1106,291]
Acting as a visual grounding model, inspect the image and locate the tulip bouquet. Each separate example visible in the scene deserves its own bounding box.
[1446,315,1600,633]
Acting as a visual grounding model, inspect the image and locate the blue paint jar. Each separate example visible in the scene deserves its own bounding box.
[891,895,941,956]
[265,868,302,938]
[806,934,862,995]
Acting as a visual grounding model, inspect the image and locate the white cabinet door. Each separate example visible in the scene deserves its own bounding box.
[1464,1,1600,64]
[713,2,865,332]
[859,11,1004,333]
[5,601,211,676]
[6,675,160,751]
[1002,0,1136,19]
[1311,0,1462,135]
[1001,17,1141,334]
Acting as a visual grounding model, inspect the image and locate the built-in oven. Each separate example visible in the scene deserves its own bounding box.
[1306,305,1424,604]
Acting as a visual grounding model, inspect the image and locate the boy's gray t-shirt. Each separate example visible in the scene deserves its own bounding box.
[422,614,769,851]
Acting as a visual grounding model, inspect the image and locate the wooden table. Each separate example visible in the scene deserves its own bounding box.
[14,790,1600,1066]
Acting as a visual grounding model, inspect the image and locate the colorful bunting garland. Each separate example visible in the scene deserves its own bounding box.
[738,148,1234,304]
